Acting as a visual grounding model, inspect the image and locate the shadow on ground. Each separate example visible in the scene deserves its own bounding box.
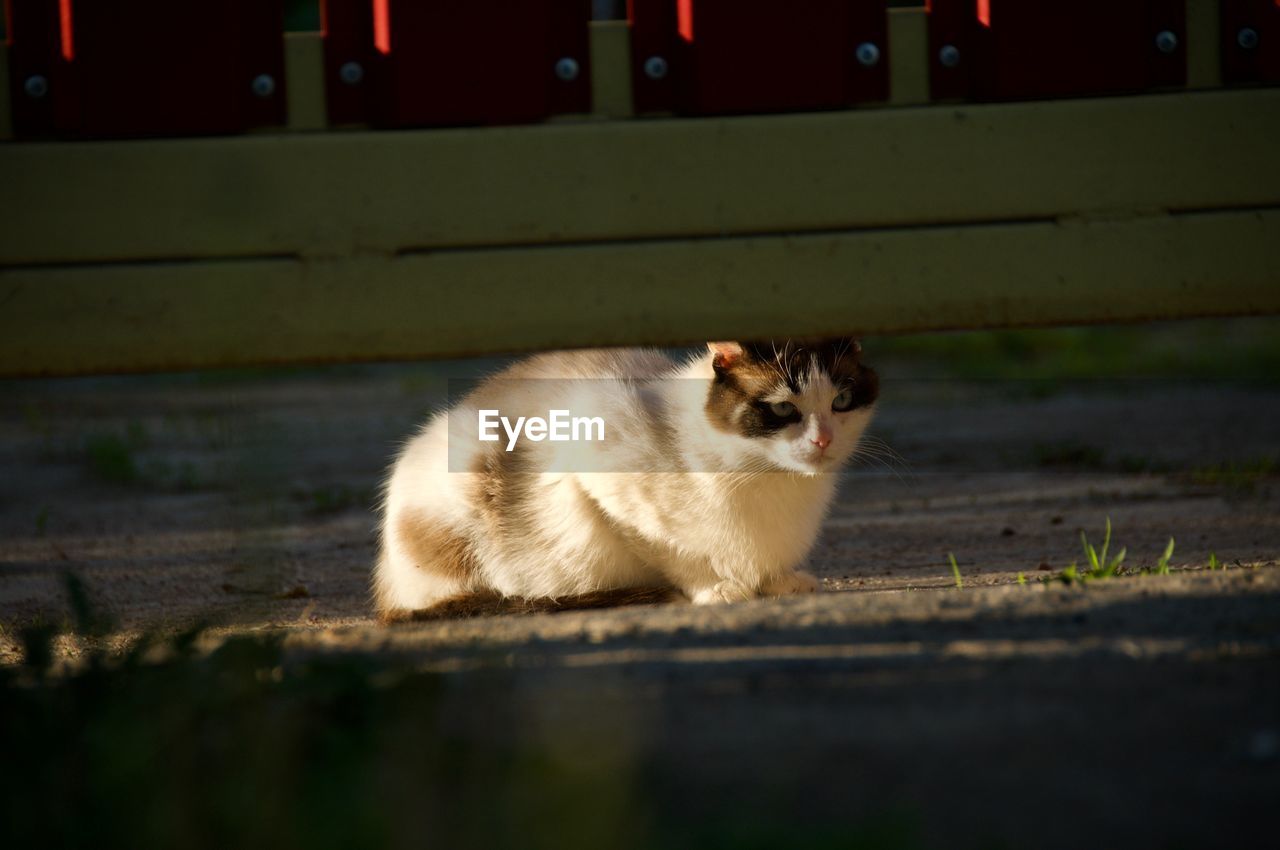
[4,571,1278,850]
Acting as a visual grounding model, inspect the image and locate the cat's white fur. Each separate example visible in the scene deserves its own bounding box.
[374,345,874,616]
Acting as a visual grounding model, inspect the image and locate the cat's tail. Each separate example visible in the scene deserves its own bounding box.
[378,587,680,624]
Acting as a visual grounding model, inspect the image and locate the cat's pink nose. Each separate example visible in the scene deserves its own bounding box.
[811,432,832,450]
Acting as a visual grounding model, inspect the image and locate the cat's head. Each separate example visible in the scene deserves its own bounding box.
[704,338,878,474]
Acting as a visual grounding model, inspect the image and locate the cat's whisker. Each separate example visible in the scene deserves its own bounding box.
[855,447,909,473]
[851,443,916,485]
[858,436,914,473]
[851,452,907,483]
[861,435,909,463]
[854,444,912,472]
[834,336,854,364]
[768,341,793,387]
[721,462,777,496]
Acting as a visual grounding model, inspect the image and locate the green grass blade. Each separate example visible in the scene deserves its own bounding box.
[1097,517,1112,576]
[1156,537,1175,575]
[948,553,963,589]
[1081,530,1100,573]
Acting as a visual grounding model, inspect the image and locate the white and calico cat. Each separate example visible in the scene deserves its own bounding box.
[374,339,878,620]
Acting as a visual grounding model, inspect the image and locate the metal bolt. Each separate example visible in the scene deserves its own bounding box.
[1237,27,1260,50]
[1154,30,1179,54]
[938,44,961,68]
[855,42,881,67]
[23,74,49,99]
[251,73,276,98]
[643,55,669,80]
[338,61,364,85]
[554,57,580,82]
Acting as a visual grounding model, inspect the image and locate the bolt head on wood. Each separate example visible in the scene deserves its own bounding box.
[856,42,881,67]
[1154,30,1178,55]
[24,75,50,99]
[251,74,276,98]
[939,45,961,68]
[644,56,669,80]
[339,62,364,85]
[1237,28,1260,51]
[554,57,580,82]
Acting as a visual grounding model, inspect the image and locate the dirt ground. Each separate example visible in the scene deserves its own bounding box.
[1,347,1278,847]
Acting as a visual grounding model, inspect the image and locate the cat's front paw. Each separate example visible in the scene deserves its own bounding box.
[689,579,756,605]
[761,569,821,597]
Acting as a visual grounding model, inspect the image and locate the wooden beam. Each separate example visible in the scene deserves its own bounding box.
[283,32,327,132]
[4,86,1276,268]
[1186,0,1223,90]
[3,207,1277,376]
[589,20,635,120]
[888,6,930,106]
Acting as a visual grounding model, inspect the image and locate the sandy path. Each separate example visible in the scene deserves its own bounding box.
[2,366,1276,637]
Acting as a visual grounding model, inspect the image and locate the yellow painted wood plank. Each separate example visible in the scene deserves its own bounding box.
[2,207,1277,377]
[2,87,1276,267]
[284,32,327,132]
[589,20,634,120]
[888,7,930,106]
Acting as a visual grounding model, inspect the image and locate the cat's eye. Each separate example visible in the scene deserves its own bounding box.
[768,401,797,418]
[832,389,856,412]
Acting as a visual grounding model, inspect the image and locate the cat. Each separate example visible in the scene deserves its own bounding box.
[374,338,878,621]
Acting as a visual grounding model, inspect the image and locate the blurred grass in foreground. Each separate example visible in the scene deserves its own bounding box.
[0,608,917,850]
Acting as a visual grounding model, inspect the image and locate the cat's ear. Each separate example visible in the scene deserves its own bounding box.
[707,342,745,373]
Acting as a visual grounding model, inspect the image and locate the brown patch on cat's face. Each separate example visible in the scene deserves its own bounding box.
[395,510,479,582]
[705,338,877,439]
